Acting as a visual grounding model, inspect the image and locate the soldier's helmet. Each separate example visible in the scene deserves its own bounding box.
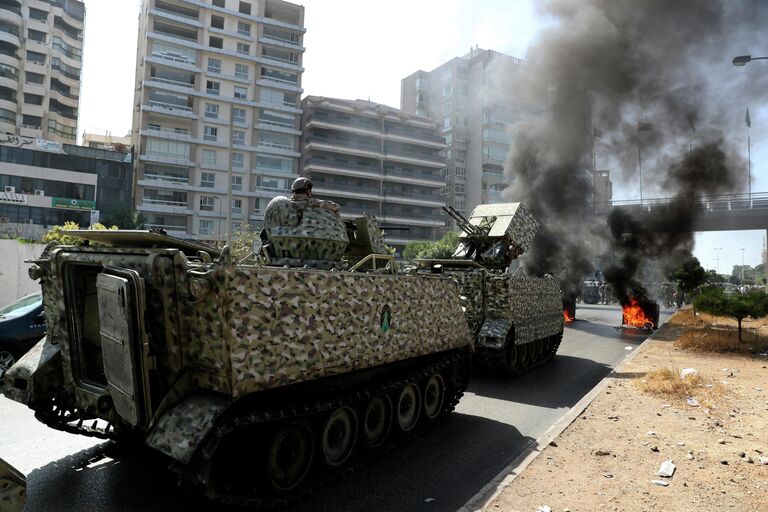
[292,177,313,193]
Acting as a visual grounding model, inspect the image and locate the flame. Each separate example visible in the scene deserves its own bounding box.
[563,309,574,322]
[622,298,653,328]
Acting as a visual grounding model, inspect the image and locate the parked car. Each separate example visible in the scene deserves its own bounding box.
[0,292,45,379]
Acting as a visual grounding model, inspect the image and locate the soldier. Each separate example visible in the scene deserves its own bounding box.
[263,177,340,229]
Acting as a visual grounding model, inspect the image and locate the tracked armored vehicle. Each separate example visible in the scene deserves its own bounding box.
[417,203,563,374]
[0,458,26,512]
[2,206,472,505]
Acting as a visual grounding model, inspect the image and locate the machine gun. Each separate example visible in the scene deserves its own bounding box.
[442,203,540,270]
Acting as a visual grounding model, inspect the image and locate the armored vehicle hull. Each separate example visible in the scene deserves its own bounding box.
[423,202,565,374]
[3,228,472,505]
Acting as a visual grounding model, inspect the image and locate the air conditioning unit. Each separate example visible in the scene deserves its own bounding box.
[34,189,45,196]
[4,186,15,193]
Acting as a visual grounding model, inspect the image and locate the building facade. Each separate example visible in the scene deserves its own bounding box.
[0,0,85,144]
[301,96,446,249]
[132,0,305,241]
[0,135,133,239]
[82,131,132,150]
[401,48,525,220]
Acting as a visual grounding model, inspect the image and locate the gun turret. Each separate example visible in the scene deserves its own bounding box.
[447,202,539,269]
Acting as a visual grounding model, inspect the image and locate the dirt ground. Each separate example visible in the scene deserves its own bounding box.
[484,310,768,512]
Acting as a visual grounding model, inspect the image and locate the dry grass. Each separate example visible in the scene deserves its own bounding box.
[666,309,768,354]
[635,367,725,409]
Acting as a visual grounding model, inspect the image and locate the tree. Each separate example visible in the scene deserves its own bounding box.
[101,206,146,230]
[705,270,726,284]
[229,224,260,262]
[42,222,118,245]
[670,257,707,306]
[402,232,459,260]
[694,286,768,343]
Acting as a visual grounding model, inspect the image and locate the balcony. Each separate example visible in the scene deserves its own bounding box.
[378,214,445,227]
[139,152,194,167]
[138,198,193,215]
[385,167,444,186]
[312,184,381,202]
[305,117,381,139]
[0,5,21,26]
[149,7,202,28]
[303,158,382,180]
[384,150,445,169]
[305,139,381,160]
[141,127,196,142]
[144,101,198,119]
[148,75,195,89]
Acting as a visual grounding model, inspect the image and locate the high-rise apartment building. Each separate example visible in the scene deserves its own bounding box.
[0,0,85,143]
[301,96,446,250]
[401,48,524,220]
[132,0,304,240]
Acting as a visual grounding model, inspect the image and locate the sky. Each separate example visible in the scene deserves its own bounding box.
[76,0,767,277]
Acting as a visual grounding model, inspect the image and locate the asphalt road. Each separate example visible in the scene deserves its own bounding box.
[0,303,673,512]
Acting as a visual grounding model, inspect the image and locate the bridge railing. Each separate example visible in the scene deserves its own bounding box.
[591,192,768,214]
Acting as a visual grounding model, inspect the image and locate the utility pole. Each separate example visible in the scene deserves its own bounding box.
[715,247,722,275]
[740,247,745,285]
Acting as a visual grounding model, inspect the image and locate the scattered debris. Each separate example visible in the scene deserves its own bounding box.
[549,440,558,447]
[594,450,611,456]
[677,441,686,446]
[625,346,634,351]
[647,430,656,436]
[651,446,659,452]
[651,480,670,487]
[720,459,729,465]
[658,460,676,477]
[602,472,614,479]
[687,397,700,407]
[686,452,694,460]
[608,415,619,421]
[718,439,726,444]
[660,404,672,408]
[536,506,552,512]
[680,368,698,378]
[760,457,768,465]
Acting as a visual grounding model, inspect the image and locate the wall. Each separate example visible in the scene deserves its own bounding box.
[0,240,46,306]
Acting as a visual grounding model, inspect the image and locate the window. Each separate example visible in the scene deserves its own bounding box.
[206,80,220,95]
[29,8,48,22]
[207,57,221,74]
[231,153,244,169]
[237,21,251,36]
[200,195,216,211]
[455,200,465,211]
[231,130,245,145]
[255,155,292,173]
[146,139,190,159]
[202,149,217,165]
[239,2,251,14]
[209,36,223,49]
[27,29,46,43]
[22,115,41,129]
[236,42,250,55]
[455,183,465,194]
[200,172,215,187]
[232,198,242,213]
[205,103,219,118]
[24,94,43,105]
[234,86,247,99]
[455,167,466,179]
[235,63,249,79]
[232,107,246,124]
[210,15,224,29]
[199,219,213,235]
[260,67,298,84]
[212,0,225,7]
[204,126,218,141]
[260,89,298,107]
[26,51,46,65]
[259,109,294,128]
[25,72,44,84]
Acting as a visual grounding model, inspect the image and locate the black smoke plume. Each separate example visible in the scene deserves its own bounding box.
[501,0,768,303]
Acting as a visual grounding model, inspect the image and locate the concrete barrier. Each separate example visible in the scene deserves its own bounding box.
[0,240,46,306]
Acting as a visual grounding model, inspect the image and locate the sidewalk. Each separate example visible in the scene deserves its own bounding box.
[482,311,768,512]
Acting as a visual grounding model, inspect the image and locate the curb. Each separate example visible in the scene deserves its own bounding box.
[456,323,669,512]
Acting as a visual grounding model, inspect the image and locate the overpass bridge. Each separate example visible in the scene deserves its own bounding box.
[592,192,768,232]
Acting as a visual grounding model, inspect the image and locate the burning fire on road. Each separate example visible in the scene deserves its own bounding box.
[620,298,660,330]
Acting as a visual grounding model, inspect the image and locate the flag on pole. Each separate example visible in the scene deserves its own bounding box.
[637,121,653,132]
[746,108,751,128]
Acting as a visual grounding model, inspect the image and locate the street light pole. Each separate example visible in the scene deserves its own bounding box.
[741,248,745,284]
[732,55,768,66]
[715,247,722,275]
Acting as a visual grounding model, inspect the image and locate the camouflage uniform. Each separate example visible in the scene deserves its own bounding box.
[264,194,340,230]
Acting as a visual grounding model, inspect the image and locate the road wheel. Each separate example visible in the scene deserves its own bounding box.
[519,342,531,369]
[266,420,314,491]
[540,337,552,360]
[422,374,445,420]
[320,406,357,467]
[395,383,421,432]
[0,346,17,380]
[362,395,391,448]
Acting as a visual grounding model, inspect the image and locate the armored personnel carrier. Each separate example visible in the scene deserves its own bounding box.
[0,458,26,512]
[2,207,472,505]
[416,203,563,374]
